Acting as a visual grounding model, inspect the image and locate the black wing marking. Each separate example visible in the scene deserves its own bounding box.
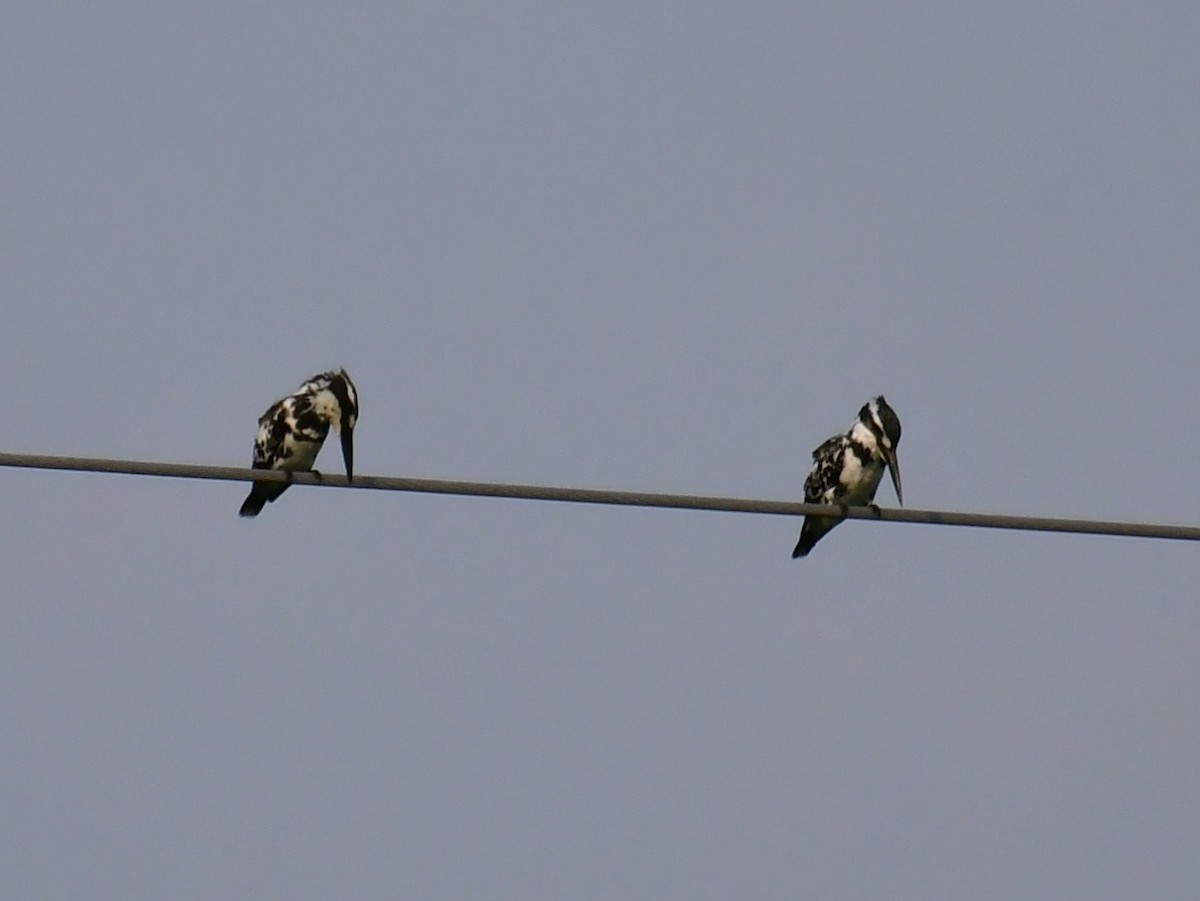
[804,436,845,503]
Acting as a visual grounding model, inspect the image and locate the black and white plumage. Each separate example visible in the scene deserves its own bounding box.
[792,395,903,558]
[239,369,359,518]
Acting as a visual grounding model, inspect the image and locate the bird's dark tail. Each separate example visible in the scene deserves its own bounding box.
[792,516,841,558]
[239,482,289,518]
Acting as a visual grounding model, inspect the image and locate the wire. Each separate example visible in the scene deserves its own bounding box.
[1,451,1197,543]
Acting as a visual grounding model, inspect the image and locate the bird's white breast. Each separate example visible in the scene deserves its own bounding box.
[838,451,885,505]
[276,432,323,471]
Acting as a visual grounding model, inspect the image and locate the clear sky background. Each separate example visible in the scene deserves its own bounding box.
[3,4,1198,899]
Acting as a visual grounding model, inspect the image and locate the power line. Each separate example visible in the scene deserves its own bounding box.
[1,451,1198,543]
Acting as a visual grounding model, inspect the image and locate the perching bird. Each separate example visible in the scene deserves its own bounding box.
[792,395,903,558]
[239,369,359,518]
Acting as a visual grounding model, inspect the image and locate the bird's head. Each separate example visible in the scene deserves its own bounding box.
[863,395,903,505]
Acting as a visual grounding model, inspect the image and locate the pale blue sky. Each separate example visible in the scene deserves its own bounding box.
[3,4,1199,898]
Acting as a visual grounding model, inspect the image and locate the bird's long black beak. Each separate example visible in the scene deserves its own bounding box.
[341,427,354,482]
[883,446,903,506]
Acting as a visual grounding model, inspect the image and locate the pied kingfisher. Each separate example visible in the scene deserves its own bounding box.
[792,395,903,558]
[239,369,359,518]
